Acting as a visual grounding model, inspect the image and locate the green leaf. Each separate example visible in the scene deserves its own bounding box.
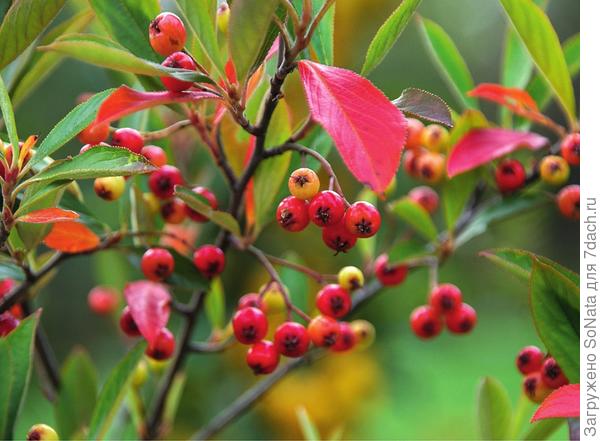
[15,180,71,217]
[442,170,478,232]
[279,252,309,312]
[206,277,225,331]
[418,17,478,110]
[476,377,512,440]
[88,0,159,61]
[174,186,241,237]
[499,0,576,126]
[0,73,18,151]
[0,0,66,70]
[31,89,115,168]
[387,238,430,264]
[391,197,438,241]
[163,373,186,430]
[296,406,321,441]
[502,28,533,89]
[55,348,98,440]
[228,0,279,83]
[0,311,40,439]
[24,146,156,187]
[310,0,335,66]
[87,343,145,440]
[362,0,421,75]
[530,260,579,383]
[523,419,564,440]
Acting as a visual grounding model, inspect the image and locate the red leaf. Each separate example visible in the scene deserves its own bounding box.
[298,60,407,193]
[532,384,580,422]
[17,208,79,224]
[124,280,171,345]
[447,128,548,177]
[43,221,100,253]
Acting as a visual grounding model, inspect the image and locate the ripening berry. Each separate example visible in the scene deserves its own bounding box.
[403,149,422,178]
[308,191,346,227]
[429,283,462,315]
[237,293,265,311]
[316,284,352,319]
[343,201,381,238]
[288,168,320,200]
[216,2,230,33]
[261,284,286,313]
[131,360,149,388]
[523,372,552,403]
[141,145,168,167]
[516,345,545,375]
[445,303,477,334]
[185,186,218,222]
[148,165,184,199]
[246,340,279,374]
[193,245,225,278]
[420,124,449,152]
[160,198,187,224]
[560,133,580,166]
[416,152,445,184]
[94,176,126,201]
[78,122,109,145]
[143,192,161,214]
[322,223,357,253]
[308,315,340,347]
[331,322,356,352]
[338,266,364,291]
[274,322,310,357]
[160,51,196,92]
[26,424,59,441]
[410,306,443,339]
[119,306,141,337]
[88,286,119,315]
[0,312,19,337]
[408,186,439,214]
[350,319,376,350]
[232,307,268,345]
[141,248,175,281]
[556,184,580,220]
[112,128,144,154]
[276,196,309,232]
[406,118,425,150]
[539,155,570,186]
[145,328,175,360]
[149,12,187,56]
[374,254,408,286]
[541,357,569,389]
[495,159,526,194]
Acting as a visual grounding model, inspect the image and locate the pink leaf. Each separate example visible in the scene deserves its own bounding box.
[298,60,407,193]
[16,208,79,224]
[532,384,580,422]
[124,280,171,345]
[447,128,548,177]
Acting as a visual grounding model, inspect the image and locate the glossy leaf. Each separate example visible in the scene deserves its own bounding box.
[297,407,321,441]
[477,377,512,440]
[87,343,144,440]
[124,280,171,345]
[502,27,533,89]
[309,1,335,66]
[391,197,437,241]
[16,208,79,224]
[298,60,406,193]
[206,277,225,331]
[499,0,576,125]
[447,128,547,178]
[362,0,421,75]
[0,0,66,70]
[522,419,564,440]
[164,373,186,430]
[0,74,18,150]
[532,384,580,422]
[418,18,478,109]
[393,87,452,127]
[43,221,101,253]
[0,311,40,439]
[388,238,430,265]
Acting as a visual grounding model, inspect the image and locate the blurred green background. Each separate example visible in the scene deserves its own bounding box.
[11,0,579,439]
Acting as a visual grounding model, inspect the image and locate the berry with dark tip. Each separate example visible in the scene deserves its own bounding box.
[523,372,552,403]
[288,168,320,200]
[141,248,175,282]
[193,245,225,278]
[308,315,340,347]
[233,307,268,345]
[408,186,439,214]
[429,283,462,315]
[420,124,449,152]
[331,322,356,352]
[26,424,59,441]
[560,133,580,166]
[410,306,443,339]
[148,165,184,199]
[344,201,381,238]
[119,306,141,337]
[141,145,168,167]
[276,196,309,232]
[338,266,364,291]
[112,128,144,154]
[416,152,445,184]
[516,345,545,375]
[94,176,126,201]
[185,186,218,222]
[374,254,408,286]
[445,303,477,334]
[145,328,175,360]
[160,198,187,224]
[308,190,345,227]
[316,284,352,319]
[539,155,570,186]
[149,12,187,56]
[350,319,376,350]
[557,185,580,220]
[541,357,569,389]
[274,322,310,357]
[160,51,195,92]
[246,340,279,374]
[495,159,526,194]
[322,223,357,253]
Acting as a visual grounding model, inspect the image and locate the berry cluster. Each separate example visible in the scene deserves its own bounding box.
[516,345,569,403]
[409,284,476,339]
[403,119,449,184]
[276,168,381,253]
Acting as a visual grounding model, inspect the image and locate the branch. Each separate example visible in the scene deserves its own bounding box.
[142,119,192,141]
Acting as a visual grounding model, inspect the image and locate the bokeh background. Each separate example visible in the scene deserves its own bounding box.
[11,0,579,439]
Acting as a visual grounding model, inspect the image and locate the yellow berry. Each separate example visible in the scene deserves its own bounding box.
[416,152,446,184]
[539,155,570,186]
[350,320,376,350]
[338,266,364,291]
[93,176,125,201]
[216,3,230,34]
[143,192,161,214]
[420,124,449,152]
[26,424,59,441]
[131,359,149,388]
[288,168,320,200]
[260,283,286,313]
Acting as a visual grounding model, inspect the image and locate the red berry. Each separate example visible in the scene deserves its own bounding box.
[141,145,168,167]
[495,159,526,194]
[160,52,195,92]
[0,312,19,337]
[343,201,381,238]
[307,315,340,347]
[145,328,175,360]
[445,303,477,334]
[0,278,16,296]
[403,149,421,178]
[429,283,462,315]
[274,322,310,357]
[406,118,425,150]
[112,128,144,154]
[322,223,357,254]
[560,133,580,166]
[185,186,218,222]
[237,293,265,311]
[408,186,439,214]
[148,165,184,199]
[193,245,225,278]
[541,357,569,389]
[276,196,309,232]
[119,306,141,337]
[141,248,175,281]
[232,307,268,345]
[149,12,187,56]
[78,123,109,145]
[315,284,352,319]
[374,254,408,286]
[246,340,279,374]
[160,198,187,224]
[80,142,109,154]
[331,322,356,352]
[88,286,120,315]
[410,306,442,339]
[556,185,580,220]
[523,372,552,403]
[516,345,545,375]
[308,191,345,227]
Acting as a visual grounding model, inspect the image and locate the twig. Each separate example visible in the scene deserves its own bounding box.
[142,120,192,141]
[187,338,234,354]
[263,252,333,284]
